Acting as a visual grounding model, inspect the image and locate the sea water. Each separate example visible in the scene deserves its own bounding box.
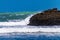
[0,12,60,40]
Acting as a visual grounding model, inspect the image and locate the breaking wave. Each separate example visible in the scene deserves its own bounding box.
[0,14,33,26]
[0,12,35,26]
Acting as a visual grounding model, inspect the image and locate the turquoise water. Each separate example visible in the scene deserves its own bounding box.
[0,12,36,22]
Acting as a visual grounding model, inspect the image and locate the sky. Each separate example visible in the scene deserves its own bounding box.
[0,0,59,12]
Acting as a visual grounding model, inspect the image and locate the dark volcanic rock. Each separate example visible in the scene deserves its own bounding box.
[28,8,60,26]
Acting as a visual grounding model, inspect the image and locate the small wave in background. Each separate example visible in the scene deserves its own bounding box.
[0,12,36,26]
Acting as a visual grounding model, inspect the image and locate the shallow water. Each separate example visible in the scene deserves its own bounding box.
[0,32,60,40]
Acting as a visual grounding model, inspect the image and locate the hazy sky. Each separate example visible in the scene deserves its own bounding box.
[0,0,59,12]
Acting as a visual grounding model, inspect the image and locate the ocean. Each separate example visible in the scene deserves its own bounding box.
[0,12,60,40]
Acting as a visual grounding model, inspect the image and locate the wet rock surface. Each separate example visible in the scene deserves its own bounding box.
[28,8,60,26]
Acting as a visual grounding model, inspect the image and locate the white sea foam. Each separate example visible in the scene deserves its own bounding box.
[0,13,60,36]
[0,28,60,36]
[0,14,33,26]
[0,12,39,26]
[0,28,60,33]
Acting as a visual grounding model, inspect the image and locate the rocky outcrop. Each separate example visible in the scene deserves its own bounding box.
[28,8,60,26]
